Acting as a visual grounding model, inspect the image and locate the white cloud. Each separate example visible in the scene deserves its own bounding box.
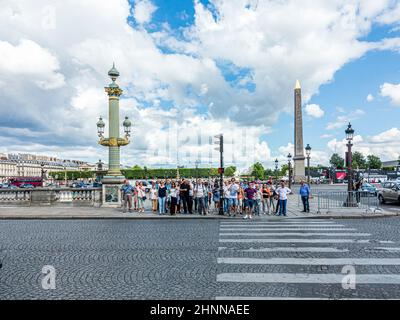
[0,39,65,89]
[377,2,400,25]
[380,82,400,106]
[366,93,374,102]
[305,104,324,118]
[327,128,400,161]
[369,127,400,143]
[326,109,365,130]
[133,0,157,25]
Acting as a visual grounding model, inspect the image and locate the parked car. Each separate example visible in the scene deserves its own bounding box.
[20,184,35,189]
[360,183,377,196]
[378,182,400,204]
[1,184,17,189]
[92,182,102,188]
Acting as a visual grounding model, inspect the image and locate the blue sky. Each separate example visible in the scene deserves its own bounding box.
[1,0,400,169]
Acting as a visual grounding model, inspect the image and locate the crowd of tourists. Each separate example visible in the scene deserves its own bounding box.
[121,177,312,218]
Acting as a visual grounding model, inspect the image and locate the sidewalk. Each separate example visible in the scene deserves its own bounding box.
[0,196,398,220]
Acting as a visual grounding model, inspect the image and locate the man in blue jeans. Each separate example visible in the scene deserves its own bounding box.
[299,180,311,213]
[275,181,291,216]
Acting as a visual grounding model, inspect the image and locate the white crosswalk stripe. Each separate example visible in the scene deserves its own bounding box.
[216,218,399,299]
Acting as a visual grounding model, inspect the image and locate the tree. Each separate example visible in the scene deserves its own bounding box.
[224,166,236,177]
[330,153,345,169]
[132,165,142,170]
[280,164,289,176]
[352,151,366,169]
[251,162,265,180]
[367,155,382,169]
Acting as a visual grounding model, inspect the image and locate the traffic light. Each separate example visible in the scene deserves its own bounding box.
[214,134,223,152]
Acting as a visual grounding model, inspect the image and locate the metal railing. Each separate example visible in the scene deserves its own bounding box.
[315,191,381,214]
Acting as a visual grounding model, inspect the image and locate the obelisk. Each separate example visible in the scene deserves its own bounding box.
[293,80,306,182]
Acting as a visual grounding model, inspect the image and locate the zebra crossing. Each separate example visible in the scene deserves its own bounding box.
[216,218,400,300]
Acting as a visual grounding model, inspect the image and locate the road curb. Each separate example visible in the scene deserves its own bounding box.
[0,215,231,220]
[0,213,398,220]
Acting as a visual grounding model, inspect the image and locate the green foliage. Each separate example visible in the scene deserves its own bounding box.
[251,162,265,180]
[367,155,382,169]
[280,164,289,176]
[121,167,221,179]
[224,166,236,177]
[132,165,143,170]
[330,153,345,169]
[352,151,367,169]
[49,171,95,180]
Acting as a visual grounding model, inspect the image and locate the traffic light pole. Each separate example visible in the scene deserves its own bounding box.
[219,135,224,215]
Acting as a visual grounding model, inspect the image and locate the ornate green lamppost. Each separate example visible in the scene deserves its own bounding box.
[96,64,131,206]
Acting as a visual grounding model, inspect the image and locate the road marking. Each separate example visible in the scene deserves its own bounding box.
[220,228,357,231]
[235,247,349,253]
[374,247,400,252]
[217,257,400,265]
[219,238,370,243]
[219,233,370,237]
[219,224,344,227]
[215,297,397,300]
[217,273,400,284]
[220,221,336,225]
[379,241,395,244]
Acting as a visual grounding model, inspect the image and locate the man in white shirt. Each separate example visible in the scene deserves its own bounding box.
[227,178,239,216]
[194,179,207,215]
[275,181,292,216]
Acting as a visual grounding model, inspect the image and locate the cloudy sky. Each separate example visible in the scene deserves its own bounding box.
[1,0,400,170]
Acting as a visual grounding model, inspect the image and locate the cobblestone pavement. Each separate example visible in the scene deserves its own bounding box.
[1,217,400,299]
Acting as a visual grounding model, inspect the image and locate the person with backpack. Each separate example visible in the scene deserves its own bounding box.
[194,179,207,215]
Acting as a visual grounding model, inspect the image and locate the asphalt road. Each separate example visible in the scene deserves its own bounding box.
[1,217,400,299]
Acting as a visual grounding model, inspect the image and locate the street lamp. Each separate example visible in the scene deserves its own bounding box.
[305,144,312,184]
[274,159,279,184]
[195,160,200,179]
[345,122,356,207]
[97,117,105,137]
[96,64,131,183]
[63,165,67,186]
[345,122,354,192]
[123,116,132,137]
[287,153,292,189]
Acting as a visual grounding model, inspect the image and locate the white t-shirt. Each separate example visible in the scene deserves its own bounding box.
[195,184,205,198]
[169,187,177,198]
[276,187,291,200]
[228,183,239,199]
[150,188,158,200]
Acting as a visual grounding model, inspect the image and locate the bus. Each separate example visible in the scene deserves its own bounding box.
[9,177,43,188]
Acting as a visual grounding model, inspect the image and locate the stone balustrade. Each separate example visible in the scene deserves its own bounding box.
[0,188,102,207]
